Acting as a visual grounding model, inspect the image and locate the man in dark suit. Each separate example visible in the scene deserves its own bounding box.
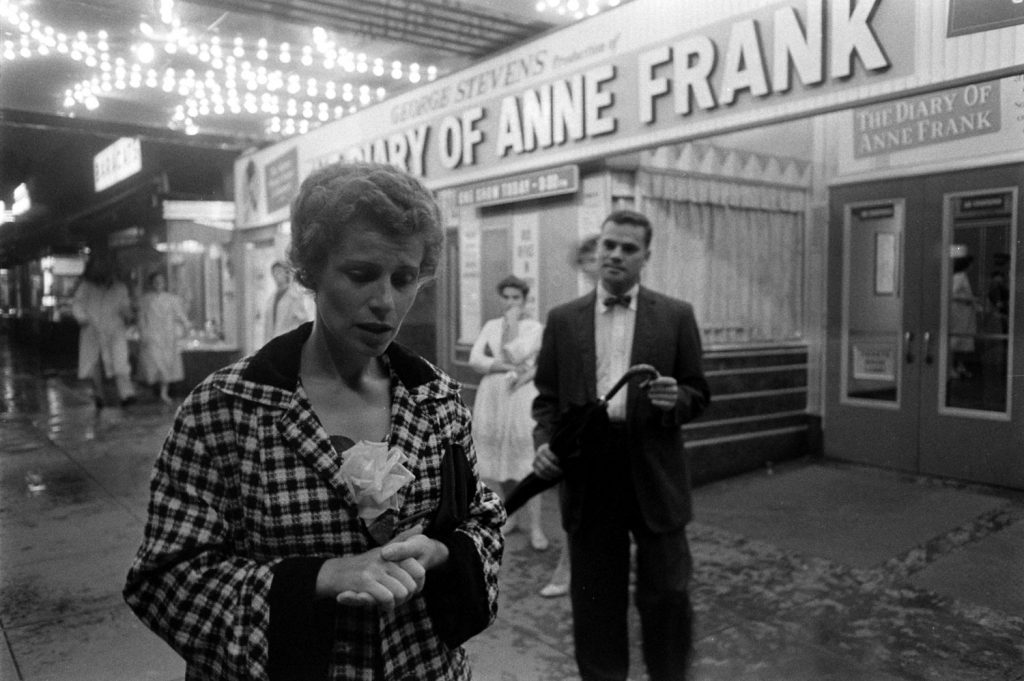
[532,209,711,681]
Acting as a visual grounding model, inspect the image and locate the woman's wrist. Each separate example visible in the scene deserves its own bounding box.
[314,558,339,599]
[428,537,450,569]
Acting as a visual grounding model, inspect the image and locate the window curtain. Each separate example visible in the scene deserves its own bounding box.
[639,170,806,344]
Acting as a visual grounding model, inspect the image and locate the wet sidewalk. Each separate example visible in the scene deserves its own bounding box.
[1,332,1022,681]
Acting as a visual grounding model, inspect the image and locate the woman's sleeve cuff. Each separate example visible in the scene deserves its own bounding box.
[268,557,333,681]
[422,532,491,648]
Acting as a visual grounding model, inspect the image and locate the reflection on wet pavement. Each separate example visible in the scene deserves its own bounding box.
[1,332,1023,681]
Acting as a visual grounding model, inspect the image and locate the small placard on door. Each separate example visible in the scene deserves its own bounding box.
[852,342,897,381]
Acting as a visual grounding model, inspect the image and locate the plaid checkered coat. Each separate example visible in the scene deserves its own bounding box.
[124,324,505,680]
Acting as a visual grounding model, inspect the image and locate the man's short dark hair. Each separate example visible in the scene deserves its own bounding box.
[602,209,653,247]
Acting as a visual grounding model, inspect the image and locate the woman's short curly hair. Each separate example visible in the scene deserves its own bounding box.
[287,161,443,291]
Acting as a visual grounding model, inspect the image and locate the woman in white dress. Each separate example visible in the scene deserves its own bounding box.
[137,271,191,403]
[470,275,548,551]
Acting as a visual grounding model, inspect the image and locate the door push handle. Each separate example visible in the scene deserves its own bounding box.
[904,331,914,363]
[923,331,934,365]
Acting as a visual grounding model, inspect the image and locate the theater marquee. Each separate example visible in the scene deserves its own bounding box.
[236,0,1023,229]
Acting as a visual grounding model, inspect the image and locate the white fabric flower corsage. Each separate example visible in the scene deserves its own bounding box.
[338,441,416,521]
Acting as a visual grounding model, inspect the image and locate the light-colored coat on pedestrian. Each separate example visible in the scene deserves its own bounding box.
[137,291,190,384]
[71,279,133,380]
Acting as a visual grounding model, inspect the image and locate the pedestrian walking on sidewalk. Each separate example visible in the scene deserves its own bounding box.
[71,251,136,408]
[531,209,711,681]
[125,160,505,681]
[136,271,190,404]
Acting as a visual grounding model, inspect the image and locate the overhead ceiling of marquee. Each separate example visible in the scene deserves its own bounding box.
[0,0,630,263]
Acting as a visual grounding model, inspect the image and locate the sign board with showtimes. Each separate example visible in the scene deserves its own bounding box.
[455,165,579,207]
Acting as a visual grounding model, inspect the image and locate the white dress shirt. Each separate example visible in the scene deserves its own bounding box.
[595,284,639,422]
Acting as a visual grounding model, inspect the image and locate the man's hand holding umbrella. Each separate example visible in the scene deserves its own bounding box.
[642,375,680,411]
[531,372,677,480]
[505,364,661,514]
[532,442,562,481]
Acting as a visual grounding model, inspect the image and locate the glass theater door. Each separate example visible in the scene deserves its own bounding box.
[826,165,1023,488]
[826,194,920,472]
[919,182,1020,485]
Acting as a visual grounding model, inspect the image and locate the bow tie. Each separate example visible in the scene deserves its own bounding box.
[603,294,632,308]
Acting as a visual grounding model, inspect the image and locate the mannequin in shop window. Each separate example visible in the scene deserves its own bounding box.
[71,252,136,408]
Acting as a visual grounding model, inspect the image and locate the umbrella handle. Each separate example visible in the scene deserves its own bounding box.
[598,363,660,405]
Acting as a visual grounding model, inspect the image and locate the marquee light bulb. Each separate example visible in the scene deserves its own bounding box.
[136,41,155,63]
[9,3,428,138]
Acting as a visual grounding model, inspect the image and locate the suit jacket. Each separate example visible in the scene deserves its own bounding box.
[532,286,710,533]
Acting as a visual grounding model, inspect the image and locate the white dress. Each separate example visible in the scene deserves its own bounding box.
[469,317,543,482]
[137,291,189,384]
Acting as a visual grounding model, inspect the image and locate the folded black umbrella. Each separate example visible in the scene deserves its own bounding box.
[389,442,474,539]
[503,364,660,515]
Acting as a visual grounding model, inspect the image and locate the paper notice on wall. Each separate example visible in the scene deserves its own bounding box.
[512,211,539,316]
[458,216,482,344]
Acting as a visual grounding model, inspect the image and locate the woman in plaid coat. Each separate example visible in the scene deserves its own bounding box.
[124,161,505,681]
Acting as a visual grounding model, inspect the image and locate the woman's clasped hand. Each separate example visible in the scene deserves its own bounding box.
[325,526,450,611]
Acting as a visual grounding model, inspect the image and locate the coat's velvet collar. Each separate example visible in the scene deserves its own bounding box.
[240,322,438,392]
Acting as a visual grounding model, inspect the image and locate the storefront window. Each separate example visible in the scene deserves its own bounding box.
[161,219,236,349]
[40,255,86,321]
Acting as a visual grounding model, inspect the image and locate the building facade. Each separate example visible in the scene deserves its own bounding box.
[233,0,1024,488]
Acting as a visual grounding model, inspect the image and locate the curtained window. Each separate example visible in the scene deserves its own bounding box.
[639,169,806,344]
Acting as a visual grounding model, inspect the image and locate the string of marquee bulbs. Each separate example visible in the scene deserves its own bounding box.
[0,0,440,139]
[534,0,622,19]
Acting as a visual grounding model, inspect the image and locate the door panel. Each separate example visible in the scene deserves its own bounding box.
[827,164,1023,488]
[444,218,514,404]
[842,201,904,406]
[826,186,921,472]
[917,166,1023,487]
